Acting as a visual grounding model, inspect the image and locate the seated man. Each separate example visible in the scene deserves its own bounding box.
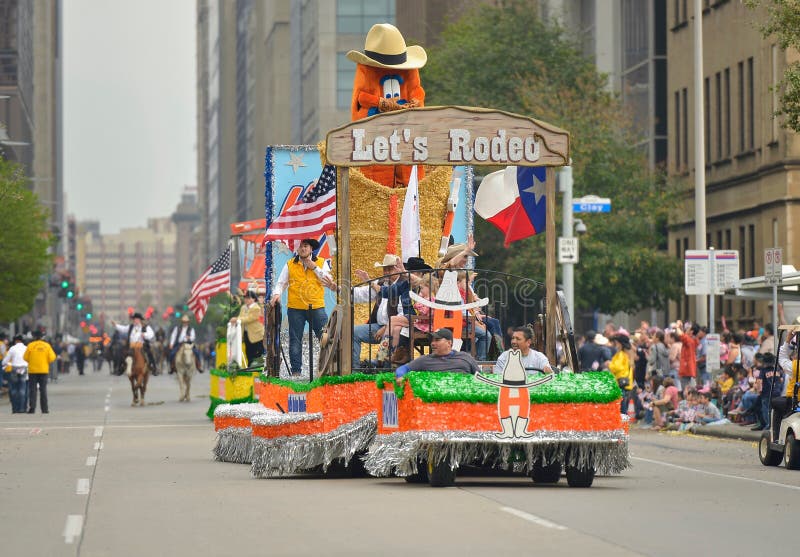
[395,328,479,380]
[493,326,553,375]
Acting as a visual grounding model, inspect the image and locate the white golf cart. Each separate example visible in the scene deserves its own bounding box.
[758,324,800,468]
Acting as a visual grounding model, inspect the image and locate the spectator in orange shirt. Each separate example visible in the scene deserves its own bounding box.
[678,324,702,392]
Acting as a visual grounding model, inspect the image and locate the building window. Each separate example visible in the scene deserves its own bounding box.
[704,77,710,162]
[336,0,395,34]
[715,72,722,160]
[747,57,755,150]
[739,225,746,316]
[337,52,354,109]
[748,224,756,316]
[724,68,731,157]
[771,44,779,142]
[738,61,745,152]
[682,88,688,168]
[674,90,681,171]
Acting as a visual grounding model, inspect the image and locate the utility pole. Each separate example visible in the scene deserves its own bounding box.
[693,0,708,325]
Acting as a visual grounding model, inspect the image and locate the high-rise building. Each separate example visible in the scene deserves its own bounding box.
[171,186,201,296]
[666,0,800,328]
[0,0,63,332]
[80,218,177,322]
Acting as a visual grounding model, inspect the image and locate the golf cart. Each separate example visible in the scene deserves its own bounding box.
[758,324,800,468]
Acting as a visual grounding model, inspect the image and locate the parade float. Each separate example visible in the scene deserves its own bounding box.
[210,23,629,487]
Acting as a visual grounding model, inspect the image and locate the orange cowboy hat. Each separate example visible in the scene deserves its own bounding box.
[346,23,427,70]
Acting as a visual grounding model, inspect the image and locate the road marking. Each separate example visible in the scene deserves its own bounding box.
[86,455,97,466]
[76,478,91,495]
[500,506,568,530]
[93,442,103,451]
[29,428,41,436]
[94,426,103,437]
[632,456,800,491]
[63,515,83,544]
[104,405,110,412]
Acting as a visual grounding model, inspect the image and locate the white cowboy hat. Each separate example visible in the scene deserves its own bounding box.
[409,270,488,311]
[440,243,479,265]
[594,333,609,345]
[346,23,427,70]
[374,254,399,268]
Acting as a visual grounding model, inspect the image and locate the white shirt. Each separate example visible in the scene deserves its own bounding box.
[169,325,196,348]
[2,342,28,368]
[115,323,155,343]
[272,258,333,298]
[779,340,797,396]
[493,348,552,374]
[352,283,404,326]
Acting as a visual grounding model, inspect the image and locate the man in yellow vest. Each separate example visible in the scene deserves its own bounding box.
[269,238,336,375]
[23,330,56,414]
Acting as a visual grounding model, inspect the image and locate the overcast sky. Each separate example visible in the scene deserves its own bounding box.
[63,0,196,234]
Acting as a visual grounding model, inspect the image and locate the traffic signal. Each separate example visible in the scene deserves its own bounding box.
[85,312,93,320]
[66,288,74,299]
[76,302,84,311]
[60,279,69,289]
[175,311,182,318]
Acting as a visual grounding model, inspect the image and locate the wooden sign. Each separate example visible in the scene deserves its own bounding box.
[325,106,570,167]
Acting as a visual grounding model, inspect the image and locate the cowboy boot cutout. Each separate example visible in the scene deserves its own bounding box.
[496,416,515,439]
[513,416,534,438]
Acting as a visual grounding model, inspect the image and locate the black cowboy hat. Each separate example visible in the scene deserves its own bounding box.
[132,312,144,320]
[611,334,632,350]
[300,238,320,251]
[406,257,432,271]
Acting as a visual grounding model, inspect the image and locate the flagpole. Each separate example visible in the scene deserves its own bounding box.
[545,167,557,363]
[339,168,352,375]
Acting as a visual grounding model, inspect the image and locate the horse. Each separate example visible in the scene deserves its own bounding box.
[105,339,125,375]
[126,343,150,406]
[149,340,166,375]
[174,342,196,402]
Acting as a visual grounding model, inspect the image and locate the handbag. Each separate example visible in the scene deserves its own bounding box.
[617,377,630,389]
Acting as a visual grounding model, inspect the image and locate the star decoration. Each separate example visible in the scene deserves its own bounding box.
[285,153,307,174]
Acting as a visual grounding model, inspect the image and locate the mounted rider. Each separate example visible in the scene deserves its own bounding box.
[168,314,203,373]
[112,313,156,372]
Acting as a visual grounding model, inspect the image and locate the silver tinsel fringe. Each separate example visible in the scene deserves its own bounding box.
[213,404,278,464]
[364,430,630,478]
[250,412,377,478]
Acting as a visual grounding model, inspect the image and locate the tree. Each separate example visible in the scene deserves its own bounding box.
[0,157,54,322]
[746,0,800,132]
[424,0,683,315]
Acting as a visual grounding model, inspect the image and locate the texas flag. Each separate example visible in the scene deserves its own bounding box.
[474,166,547,247]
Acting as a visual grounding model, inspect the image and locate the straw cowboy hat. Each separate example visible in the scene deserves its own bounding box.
[374,254,400,268]
[409,270,488,312]
[440,243,479,265]
[346,23,427,70]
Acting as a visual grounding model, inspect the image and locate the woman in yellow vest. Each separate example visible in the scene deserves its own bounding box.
[609,334,637,416]
[231,290,265,365]
[269,238,336,376]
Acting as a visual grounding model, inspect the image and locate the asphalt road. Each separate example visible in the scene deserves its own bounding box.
[1,369,797,556]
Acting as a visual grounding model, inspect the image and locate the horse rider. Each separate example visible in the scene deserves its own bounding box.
[168,314,203,373]
[111,313,156,372]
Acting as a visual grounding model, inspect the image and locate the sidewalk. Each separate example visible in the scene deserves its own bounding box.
[633,420,762,442]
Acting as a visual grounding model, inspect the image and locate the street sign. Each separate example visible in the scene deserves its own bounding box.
[764,247,783,284]
[558,237,579,264]
[684,250,740,295]
[573,195,611,213]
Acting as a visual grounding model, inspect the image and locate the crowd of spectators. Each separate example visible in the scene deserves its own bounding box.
[574,313,795,432]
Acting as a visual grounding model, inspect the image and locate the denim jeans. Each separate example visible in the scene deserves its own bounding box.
[352,323,384,366]
[8,370,28,413]
[287,307,328,374]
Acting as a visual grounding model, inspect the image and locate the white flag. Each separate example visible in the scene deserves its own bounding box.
[401,165,420,262]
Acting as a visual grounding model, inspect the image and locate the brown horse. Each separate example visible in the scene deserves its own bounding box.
[126,343,150,406]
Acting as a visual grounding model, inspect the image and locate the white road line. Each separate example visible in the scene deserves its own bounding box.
[76,478,91,495]
[94,426,103,437]
[500,506,568,530]
[86,455,97,466]
[632,456,800,491]
[104,405,110,412]
[63,515,83,543]
[93,441,103,451]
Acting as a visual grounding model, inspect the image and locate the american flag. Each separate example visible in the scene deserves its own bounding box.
[263,164,337,248]
[187,245,231,322]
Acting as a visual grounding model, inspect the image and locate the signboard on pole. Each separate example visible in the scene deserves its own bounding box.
[558,237,579,264]
[706,333,721,373]
[764,247,783,284]
[685,251,710,295]
[685,250,740,295]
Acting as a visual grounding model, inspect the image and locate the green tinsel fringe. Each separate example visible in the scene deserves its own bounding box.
[405,371,621,404]
[205,395,256,420]
[209,368,262,379]
[260,372,395,392]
